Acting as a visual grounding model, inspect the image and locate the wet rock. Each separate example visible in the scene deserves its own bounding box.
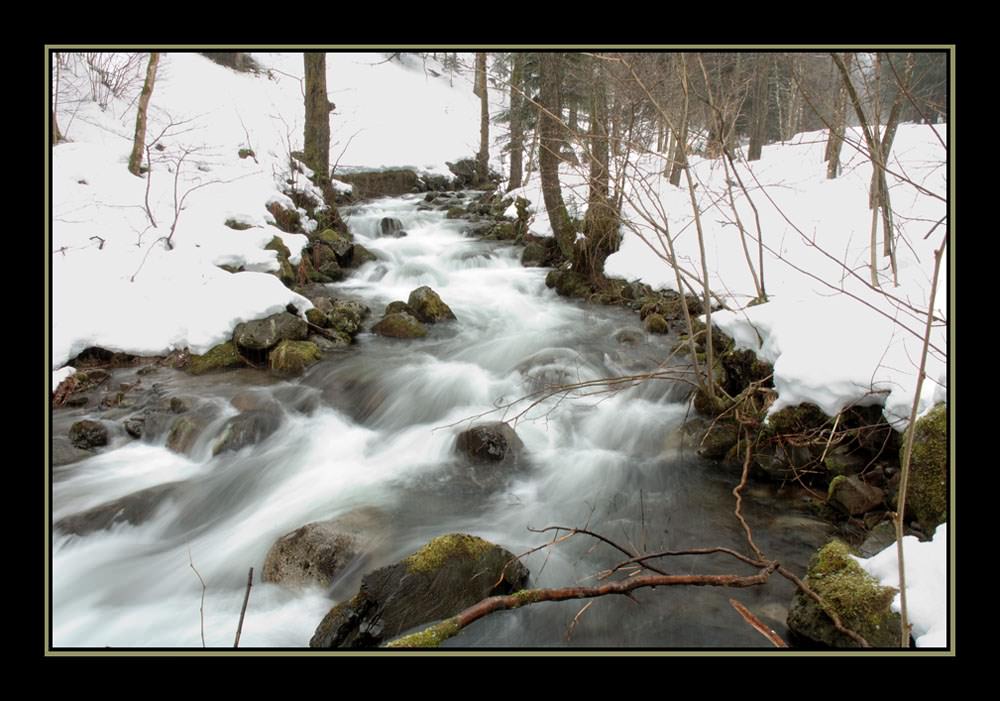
[123,417,144,438]
[262,508,386,590]
[170,396,192,414]
[346,243,378,267]
[378,217,406,238]
[310,333,351,352]
[269,340,322,376]
[902,403,947,530]
[69,420,108,450]
[546,270,591,298]
[328,300,371,337]
[315,228,354,257]
[233,312,309,351]
[212,408,283,455]
[64,396,89,408]
[55,482,181,536]
[643,313,669,334]
[696,421,739,460]
[407,286,456,323]
[455,422,524,465]
[310,244,346,281]
[188,342,243,375]
[858,520,898,558]
[385,300,416,317]
[520,242,549,267]
[306,308,329,328]
[828,476,885,516]
[719,348,773,397]
[164,404,219,456]
[310,533,529,648]
[52,436,94,466]
[614,329,645,346]
[786,539,900,648]
[823,446,867,477]
[372,312,427,339]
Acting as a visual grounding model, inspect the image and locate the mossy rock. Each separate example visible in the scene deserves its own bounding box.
[643,313,669,334]
[902,403,947,530]
[225,218,254,231]
[445,206,466,219]
[371,312,427,339]
[385,300,416,317]
[765,403,830,437]
[269,340,322,376]
[719,348,773,396]
[484,222,516,240]
[407,286,456,323]
[697,420,739,460]
[187,342,243,375]
[309,533,529,648]
[827,475,885,516]
[238,147,256,160]
[315,228,354,257]
[786,540,900,648]
[548,270,591,298]
[347,243,378,267]
[266,201,301,233]
[328,300,371,336]
[265,236,291,260]
[306,307,329,328]
[276,257,295,286]
[233,312,309,351]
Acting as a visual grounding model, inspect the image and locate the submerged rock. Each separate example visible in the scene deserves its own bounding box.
[309,533,529,648]
[211,408,283,455]
[55,482,181,536]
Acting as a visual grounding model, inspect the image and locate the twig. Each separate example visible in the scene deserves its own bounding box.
[729,598,787,648]
[188,548,207,649]
[565,601,594,642]
[733,430,765,561]
[234,566,253,648]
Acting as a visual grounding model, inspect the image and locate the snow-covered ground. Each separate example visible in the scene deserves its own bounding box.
[50,51,949,649]
[52,52,481,371]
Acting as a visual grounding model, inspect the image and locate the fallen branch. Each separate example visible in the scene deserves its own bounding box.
[233,566,253,648]
[729,598,787,648]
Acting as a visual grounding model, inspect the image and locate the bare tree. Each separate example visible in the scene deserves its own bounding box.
[507,52,526,191]
[128,52,159,176]
[303,52,331,185]
[538,52,575,260]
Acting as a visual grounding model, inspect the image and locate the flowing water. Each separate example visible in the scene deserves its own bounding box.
[51,194,834,648]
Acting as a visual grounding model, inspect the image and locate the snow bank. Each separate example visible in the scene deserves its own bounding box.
[855,524,948,648]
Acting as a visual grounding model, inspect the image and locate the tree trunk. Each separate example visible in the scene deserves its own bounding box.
[474,52,489,184]
[669,58,690,187]
[128,52,159,177]
[52,108,62,146]
[507,53,525,191]
[538,52,575,260]
[52,53,63,145]
[581,55,616,283]
[826,53,852,179]
[747,53,769,162]
[303,52,331,184]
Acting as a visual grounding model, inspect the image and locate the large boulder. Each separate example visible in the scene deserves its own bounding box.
[309,533,529,648]
[346,243,378,267]
[786,540,900,648]
[55,482,181,536]
[233,312,308,351]
[262,508,386,590]
[455,422,524,465]
[378,217,406,238]
[902,403,947,530]
[315,228,354,257]
[69,420,108,450]
[211,408,283,455]
[371,312,427,339]
[407,286,456,323]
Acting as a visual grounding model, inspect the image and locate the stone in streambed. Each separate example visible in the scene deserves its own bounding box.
[269,340,322,376]
[55,482,182,536]
[69,420,108,450]
[188,342,243,375]
[233,312,308,351]
[309,533,529,648]
[211,408,283,455]
[827,475,884,516]
[372,312,427,339]
[407,286,456,323]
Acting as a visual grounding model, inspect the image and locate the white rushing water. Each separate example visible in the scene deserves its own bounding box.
[52,194,833,648]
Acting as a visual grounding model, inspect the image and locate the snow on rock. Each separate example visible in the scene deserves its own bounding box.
[855,524,948,648]
[52,366,76,391]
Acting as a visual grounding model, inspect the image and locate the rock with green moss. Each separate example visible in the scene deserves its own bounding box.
[545,270,591,298]
[384,300,416,317]
[407,286,456,323]
[264,235,291,261]
[328,299,371,336]
[305,307,329,328]
[719,348,773,397]
[901,403,947,530]
[446,205,466,219]
[315,228,354,257]
[823,445,866,477]
[521,242,549,267]
[827,475,885,516]
[347,243,378,267]
[69,420,108,450]
[372,312,427,339]
[309,533,529,648]
[484,221,516,240]
[269,340,321,376]
[643,313,669,334]
[188,342,244,375]
[696,421,739,460]
[787,539,900,648]
[765,403,830,437]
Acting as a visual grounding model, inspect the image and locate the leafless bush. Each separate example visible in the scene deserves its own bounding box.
[81,52,147,110]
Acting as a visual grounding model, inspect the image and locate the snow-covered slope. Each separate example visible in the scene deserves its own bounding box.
[52,52,481,371]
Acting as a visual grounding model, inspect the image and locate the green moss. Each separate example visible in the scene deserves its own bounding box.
[765,403,830,436]
[188,342,242,375]
[404,534,493,574]
[510,589,542,607]
[808,540,898,641]
[265,236,291,260]
[643,313,669,334]
[903,403,948,529]
[446,206,466,219]
[269,340,321,376]
[384,617,461,648]
[827,475,847,500]
[305,308,329,328]
[224,218,254,231]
